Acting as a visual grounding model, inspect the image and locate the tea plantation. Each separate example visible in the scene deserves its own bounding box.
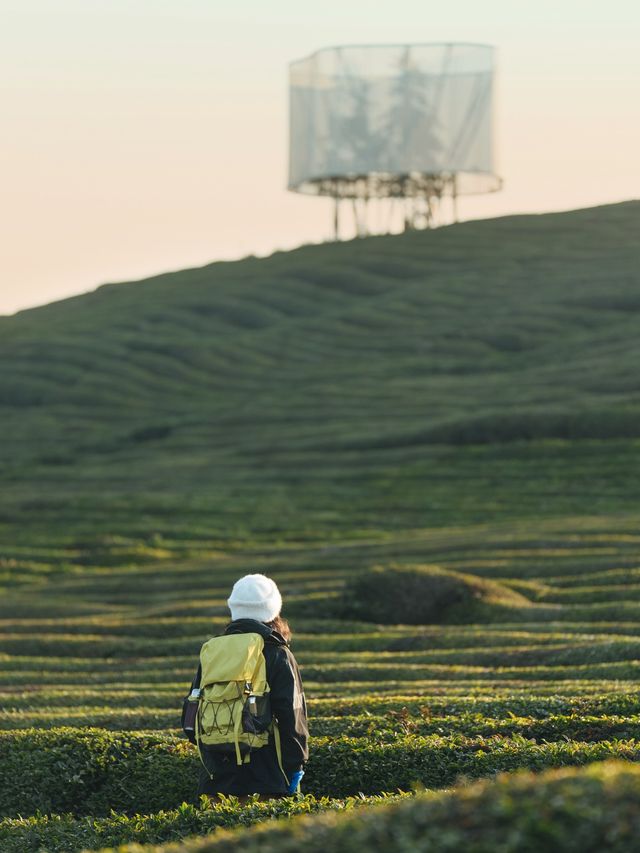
[1,201,640,851]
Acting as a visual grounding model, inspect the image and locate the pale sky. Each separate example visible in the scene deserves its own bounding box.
[1,0,639,315]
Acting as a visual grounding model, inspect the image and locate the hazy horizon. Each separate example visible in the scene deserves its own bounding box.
[2,0,639,315]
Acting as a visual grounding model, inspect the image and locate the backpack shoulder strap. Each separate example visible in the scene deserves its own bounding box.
[271,718,289,785]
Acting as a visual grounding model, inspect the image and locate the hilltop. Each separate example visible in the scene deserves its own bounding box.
[1,201,639,549]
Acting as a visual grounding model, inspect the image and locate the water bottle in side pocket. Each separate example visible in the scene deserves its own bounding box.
[182,688,201,737]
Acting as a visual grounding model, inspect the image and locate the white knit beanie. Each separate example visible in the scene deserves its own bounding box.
[227,574,282,623]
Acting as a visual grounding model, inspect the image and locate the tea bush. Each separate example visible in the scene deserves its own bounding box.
[88,761,640,853]
[0,793,403,853]
[3,728,640,817]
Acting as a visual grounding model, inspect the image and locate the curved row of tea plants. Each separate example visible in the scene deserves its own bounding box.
[0,793,405,853]
[3,727,640,818]
[5,708,640,746]
[87,761,640,853]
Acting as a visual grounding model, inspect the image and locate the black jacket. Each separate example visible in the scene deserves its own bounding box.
[185,618,309,796]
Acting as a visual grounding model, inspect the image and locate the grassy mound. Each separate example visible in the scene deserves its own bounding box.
[88,761,640,853]
[338,564,530,624]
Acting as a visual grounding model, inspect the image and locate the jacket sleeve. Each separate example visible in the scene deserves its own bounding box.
[268,648,309,776]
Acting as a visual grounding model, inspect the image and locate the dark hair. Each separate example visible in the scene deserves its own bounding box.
[266,615,291,642]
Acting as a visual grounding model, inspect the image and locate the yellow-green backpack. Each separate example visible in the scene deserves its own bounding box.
[194,632,285,778]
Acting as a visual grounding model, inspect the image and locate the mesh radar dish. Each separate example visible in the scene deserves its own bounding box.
[288,43,502,237]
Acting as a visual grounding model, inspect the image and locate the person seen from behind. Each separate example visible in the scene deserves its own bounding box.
[182,574,308,799]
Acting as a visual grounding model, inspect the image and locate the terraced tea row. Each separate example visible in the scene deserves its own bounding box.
[5,727,640,818]
[4,707,640,746]
[4,657,640,686]
[79,762,640,853]
[8,626,640,655]
[0,792,406,853]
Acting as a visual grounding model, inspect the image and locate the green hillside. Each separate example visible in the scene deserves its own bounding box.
[1,201,640,551]
[2,202,640,851]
